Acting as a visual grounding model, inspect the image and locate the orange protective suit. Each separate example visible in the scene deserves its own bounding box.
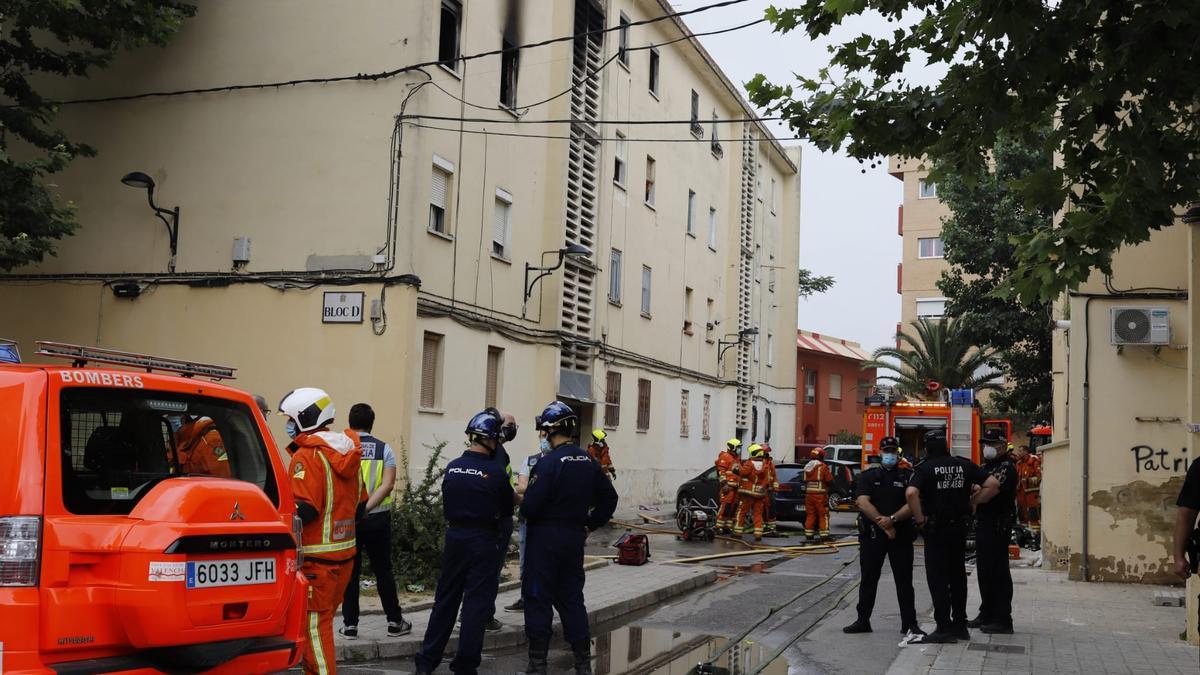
[1016,453,1042,531]
[762,454,780,534]
[802,459,833,540]
[734,458,770,540]
[173,417,231,478]
[587,442,616,479]
[289,429,365,675]
[715,450,741,531]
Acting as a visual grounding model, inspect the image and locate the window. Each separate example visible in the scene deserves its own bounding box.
[857,378,870,406]
[702,394,711,439]
[707,207,717,250]
[500,38,519,108]
[608,248,623,304]
[829,373,842,400]
[644,156,656,206]
[648,48,660,96]
[617,14,630,66]
[770,178,777,215]
[485,346,504,407]
[918,237,945,259]
[683,287,694,334]
[705,298,715,341]
[686,190,696,236]
[637,378,652,431]
[680,389,690,437]
[710,112,722,157]
[438,0,462,71]
[613,131,626,186]
[493,189,512,258]
[421,332,444,409]
[628,626,643,663]
[60,389,278,515]
[429,159,454,235]
[641,265,652,316]
[764,408,772,443]
[690,90,702,137]
[766,332,774,366]
[754,328,760,361]
[604,371,622,427]
[916,297,947,318]
[805,370,817,404]
[918,178,937,199]
[751,405,758,441]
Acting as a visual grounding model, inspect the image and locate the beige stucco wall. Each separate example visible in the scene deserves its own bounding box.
[889,158,950,328]
[0,282,418,464]
[1047,224,1190,584]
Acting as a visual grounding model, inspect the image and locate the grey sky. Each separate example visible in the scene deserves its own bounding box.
[684,1,917,354]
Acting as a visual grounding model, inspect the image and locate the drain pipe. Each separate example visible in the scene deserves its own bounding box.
[1081,297,1092,582]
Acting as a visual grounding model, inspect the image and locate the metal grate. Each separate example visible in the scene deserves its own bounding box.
[734,124,757,428]
[966,643,1027,655]
[67,410,121,470]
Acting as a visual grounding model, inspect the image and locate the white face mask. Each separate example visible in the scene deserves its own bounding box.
[538,438,552,454]
[285,419,299,439]
[982,445,998,460]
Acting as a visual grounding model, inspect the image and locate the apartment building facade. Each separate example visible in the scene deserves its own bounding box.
[0,0,799,505]
[889,157,950,334]
[795,330,875,446]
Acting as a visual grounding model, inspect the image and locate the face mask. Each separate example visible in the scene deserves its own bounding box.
[167,416,184,433]
[285,419,299,439]
[983,445,998,460]
[539,438,552,454]
[503,424,518,443]
[881,453,898,469]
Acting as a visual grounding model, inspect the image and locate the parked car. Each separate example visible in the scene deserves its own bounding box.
[823,444,863,465]
[1,344,306,673]
[675,459,861,523]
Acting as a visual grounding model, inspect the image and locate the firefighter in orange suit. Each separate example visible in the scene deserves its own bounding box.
[1015,445,1042,533]
[762,445,781,536]
[714,439,742,534]
[587,429,617,480]
[734,444,770,541]
[173,415,232,478]
[803,447,835,542]
[280,387,366,675]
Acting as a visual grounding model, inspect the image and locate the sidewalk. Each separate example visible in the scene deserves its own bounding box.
[886,560,1199,674]
[334,559,717,664]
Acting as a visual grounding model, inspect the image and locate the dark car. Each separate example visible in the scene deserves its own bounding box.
[673,460,860,524]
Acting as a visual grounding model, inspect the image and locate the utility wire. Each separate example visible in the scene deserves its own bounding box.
[401,113,781,125]
[54,0,753,106]
[403,121,797,144]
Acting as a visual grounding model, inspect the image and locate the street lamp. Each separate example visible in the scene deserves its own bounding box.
[717,327,759,371]
[121,171,181,273]
[522,244,591,318]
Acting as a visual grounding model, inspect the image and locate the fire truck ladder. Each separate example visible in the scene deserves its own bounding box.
[35,341,237,380]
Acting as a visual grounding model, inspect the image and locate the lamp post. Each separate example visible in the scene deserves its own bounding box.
[121,171,181,273]
[522,244,591,318]
[717,327,759,373]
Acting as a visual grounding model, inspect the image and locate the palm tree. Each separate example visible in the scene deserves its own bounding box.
[863,317,1005,399]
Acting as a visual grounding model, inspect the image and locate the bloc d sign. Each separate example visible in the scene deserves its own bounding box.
[322,291,364,323]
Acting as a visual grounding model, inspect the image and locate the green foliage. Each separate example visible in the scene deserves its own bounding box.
[748,2,1200,302]
[798,268,835,298]
[391,442,447,588]
[0,0,196,269]
[935,134,1054,422]
[832,429,861,445]
[863,317,1004,399]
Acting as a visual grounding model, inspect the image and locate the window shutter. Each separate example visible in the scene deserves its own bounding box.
[637,378,651,430]
[431,168,449,209]
[493,199,509,250]
[680,389,689,437]
[485,347,501,407]
[421,333,440,408]
[605,371,622,427]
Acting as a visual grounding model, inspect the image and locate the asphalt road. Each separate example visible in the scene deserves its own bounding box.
[333,509,929,674]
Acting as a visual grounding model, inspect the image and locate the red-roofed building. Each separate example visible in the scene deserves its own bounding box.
[796,330,876,445]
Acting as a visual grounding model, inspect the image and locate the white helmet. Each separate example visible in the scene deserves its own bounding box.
[278,387,335,432]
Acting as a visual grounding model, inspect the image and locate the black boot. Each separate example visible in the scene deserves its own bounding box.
[965,614,989,628]
[524,638,549,675]
[571,639,594,675]
[842,619,872,633]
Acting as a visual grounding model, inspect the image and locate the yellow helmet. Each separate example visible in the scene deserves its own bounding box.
[748,444,764,457]
[592,429,607,442]
[726,438,742,452]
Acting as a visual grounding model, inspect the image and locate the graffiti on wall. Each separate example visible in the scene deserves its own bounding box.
[1130,445,1190,474]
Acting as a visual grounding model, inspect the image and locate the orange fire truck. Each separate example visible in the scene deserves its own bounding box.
[861,388,1012,468]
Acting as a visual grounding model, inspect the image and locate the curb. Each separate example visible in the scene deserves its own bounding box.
[358,559,612,617]
[337,564,718,663]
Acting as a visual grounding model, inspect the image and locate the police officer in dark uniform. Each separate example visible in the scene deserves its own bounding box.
[968,428,1019,634]
[521,402,619,675]
[414,411,514,675]
[843,436,923,638]
[906,428,1000,644]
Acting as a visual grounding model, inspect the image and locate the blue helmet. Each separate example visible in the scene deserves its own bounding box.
[466,411,504,440]
[538,401,577,433]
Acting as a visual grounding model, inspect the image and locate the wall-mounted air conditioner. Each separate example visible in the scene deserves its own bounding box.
[1110,306,1170,346]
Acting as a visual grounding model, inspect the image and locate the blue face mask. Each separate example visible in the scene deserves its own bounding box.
[881,453,899,469]
[539,438,552,454]
[285,419,299,439]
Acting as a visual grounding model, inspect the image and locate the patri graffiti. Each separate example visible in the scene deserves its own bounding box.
[1130,445,1191,473]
